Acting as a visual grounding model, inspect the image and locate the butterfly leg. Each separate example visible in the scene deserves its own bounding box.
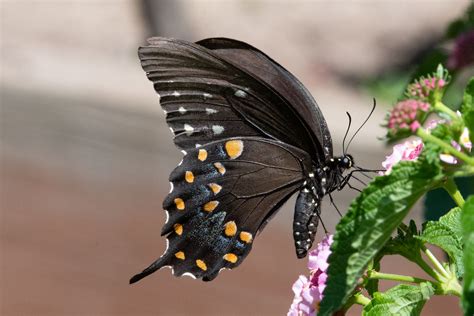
[293,188,322,258]
[328,193,342,217]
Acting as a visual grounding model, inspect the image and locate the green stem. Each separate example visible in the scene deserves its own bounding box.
[453,165,474,177]
[422,246,450,279]
[413,255,442,282]
[367,270,432,284]
[342,292,371,312]
[443,277,463,297]
[433,101,459,121]
[353,292,371,306]
[443,177,465,207]
[417,128,474,166]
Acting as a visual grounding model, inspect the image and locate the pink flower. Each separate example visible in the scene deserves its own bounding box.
[386,100,430,136]
[407,77,446,99]
[381,139,424,175]
[448,30,474,70]
[425,119,446,132]
[440,131,472,164]
[288,235,333,316]
[440,153,457,164]
[460,127,472,151]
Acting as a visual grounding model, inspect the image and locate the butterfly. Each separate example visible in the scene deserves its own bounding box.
[130,37,357,283]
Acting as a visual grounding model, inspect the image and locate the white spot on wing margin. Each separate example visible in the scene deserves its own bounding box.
[182,272,197,279]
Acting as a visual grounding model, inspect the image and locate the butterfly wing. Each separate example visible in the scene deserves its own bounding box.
[130,137,312,282]
[138,37,325,160]
[196,37,333,162]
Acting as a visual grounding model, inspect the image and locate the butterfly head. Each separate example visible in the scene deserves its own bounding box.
[338,154,354,170]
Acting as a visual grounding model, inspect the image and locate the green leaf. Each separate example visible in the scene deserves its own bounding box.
[366,221,423,298]
[462,78,474,140]
[319,157,443,316]
[381,221,424,263]
[416,207,464,277]
[462,196,474,315]
[362,283,434,316]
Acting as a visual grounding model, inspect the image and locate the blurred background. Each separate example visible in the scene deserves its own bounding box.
[1,0,473,315]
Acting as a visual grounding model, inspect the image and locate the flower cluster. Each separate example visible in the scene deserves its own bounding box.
[407,77,446,100]
[288,235,333,316]
[380,139,424,174]
[386,100,430,137]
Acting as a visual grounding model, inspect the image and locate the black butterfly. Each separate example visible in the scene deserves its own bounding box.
[130,37,357,283]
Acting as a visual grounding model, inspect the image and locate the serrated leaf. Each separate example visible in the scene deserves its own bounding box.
[440,207,463,236]
[381,220,424,264]
[319,157,443,316]
[363,283,434,316]
[416,207,464,277]
[462,196,474,315]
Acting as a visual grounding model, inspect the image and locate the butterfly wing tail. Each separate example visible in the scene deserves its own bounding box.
[130,257,167,284]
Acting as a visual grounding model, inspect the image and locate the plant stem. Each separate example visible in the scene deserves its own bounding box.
[342,292,371,312]
[413,255,442,281]
[352,292,371,306]
[367,270,431,284]
[417,128,474,166]
[443,177,465,207]
[422,246,450,279]
[433,101,459,121]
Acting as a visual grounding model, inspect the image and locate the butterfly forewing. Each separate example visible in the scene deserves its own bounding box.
[138,37,319,154]
[130,137,312,282]
[197,37,333,162]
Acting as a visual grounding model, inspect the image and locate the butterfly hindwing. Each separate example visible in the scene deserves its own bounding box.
[130,137,312,282]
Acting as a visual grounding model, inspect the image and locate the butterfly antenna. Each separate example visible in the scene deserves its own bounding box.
[342,112,352,155]
[345,99,376,153]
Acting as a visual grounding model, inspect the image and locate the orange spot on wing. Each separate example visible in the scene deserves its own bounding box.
[224,221,237,237]
[239,231,253,243]
[185,171,194,183]
[225,140,243,159]
[198,149,208,161]
[173,223,183,235]
[208,183,222,194]
[223,253,238,263]
[203,201,218,212]
[174,198,185,210]
[175,251,185,260]
[196,259,207,271]
[214,162,226,175]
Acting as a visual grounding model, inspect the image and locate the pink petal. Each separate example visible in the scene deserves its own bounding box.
[451,140,461,152]
[440,154,457,164]
[410,121,421,132]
